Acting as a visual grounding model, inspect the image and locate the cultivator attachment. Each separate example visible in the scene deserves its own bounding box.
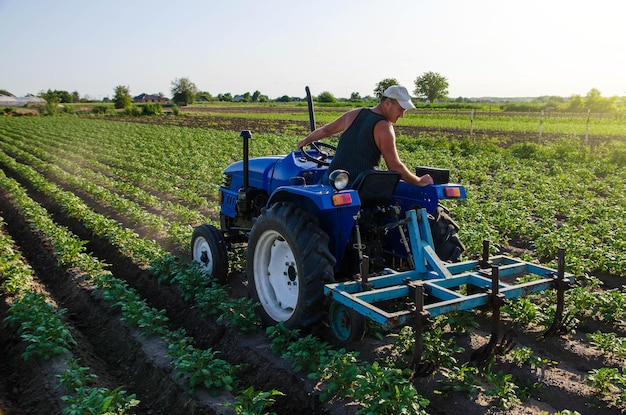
[324,209,575,374]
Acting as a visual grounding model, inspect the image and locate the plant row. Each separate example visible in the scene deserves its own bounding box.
[0,216,139,414]
[0,162,276,412]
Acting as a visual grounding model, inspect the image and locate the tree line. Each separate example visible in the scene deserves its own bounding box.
[3,71,624,114]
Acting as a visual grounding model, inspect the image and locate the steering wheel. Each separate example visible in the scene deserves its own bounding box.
[300,141,337,166]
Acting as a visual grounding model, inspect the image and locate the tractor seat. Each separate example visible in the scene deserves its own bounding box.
[351,169,400,207]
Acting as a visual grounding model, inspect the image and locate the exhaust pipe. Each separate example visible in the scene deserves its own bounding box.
[305,86,315,132]
[240,130,251,188]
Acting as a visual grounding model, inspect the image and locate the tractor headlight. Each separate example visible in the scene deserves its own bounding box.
[328,169,349,191]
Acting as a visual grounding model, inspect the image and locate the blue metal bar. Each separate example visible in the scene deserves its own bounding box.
[323,208,574,330]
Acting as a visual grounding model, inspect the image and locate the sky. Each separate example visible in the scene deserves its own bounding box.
[1,0,624,100]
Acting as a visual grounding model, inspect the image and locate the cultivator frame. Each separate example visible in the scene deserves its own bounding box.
[324,208,574,372]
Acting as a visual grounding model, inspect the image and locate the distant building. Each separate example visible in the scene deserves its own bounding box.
[133,93,169,104]
[0,94,46,106]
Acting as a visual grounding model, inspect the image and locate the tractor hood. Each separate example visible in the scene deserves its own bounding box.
[223,151,329,193]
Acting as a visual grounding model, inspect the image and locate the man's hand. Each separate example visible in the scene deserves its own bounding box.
[417,174,434,186]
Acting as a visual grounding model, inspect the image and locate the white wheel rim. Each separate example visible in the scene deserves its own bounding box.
[192,236,214,274]
[253,230,299,322]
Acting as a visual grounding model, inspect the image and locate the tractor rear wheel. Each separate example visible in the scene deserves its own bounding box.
[247,202,335,329]
[191,224,229,283]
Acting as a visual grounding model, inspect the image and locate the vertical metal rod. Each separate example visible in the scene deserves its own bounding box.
[305,86,316,132]
[480,240,490,268]
[552,248,566,327]
[412,283,425,365]
[557,247,565,279]
[490,266,501,340]
[240,130,251,188]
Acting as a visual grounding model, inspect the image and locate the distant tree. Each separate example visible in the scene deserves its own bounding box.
[275,95,291,103]
[350,92,362,102]
[0,89,14,97]
[565,95,584,112]
[251,90,262,102]
[38,89,59,104]
[171,77,198,105]
[218,93,233,102]
[196,91,213,102]
[317,91,337,103]
[71,91,80,103]
[241,92,251,102]
[374,78,398,98]
[38,89,73,104]
[584,88,617,113]
[414,72,449,103]
[113,85,132,109]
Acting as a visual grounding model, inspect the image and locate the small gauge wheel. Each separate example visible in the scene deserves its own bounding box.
[328,301,366,343]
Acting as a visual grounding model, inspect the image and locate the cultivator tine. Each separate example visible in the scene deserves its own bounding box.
[470,265,513,364]
[537,248,574,340]
[408,282,436,378]
[479,239,491,269]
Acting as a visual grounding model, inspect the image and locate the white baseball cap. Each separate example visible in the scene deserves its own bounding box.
[382,85,415,110]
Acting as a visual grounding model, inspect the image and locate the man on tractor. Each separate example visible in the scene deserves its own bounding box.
[297,85,433,187]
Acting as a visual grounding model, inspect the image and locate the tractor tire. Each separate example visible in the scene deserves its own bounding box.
[429,206,465,262]
[247,202,335,330]
[191,224,229,283]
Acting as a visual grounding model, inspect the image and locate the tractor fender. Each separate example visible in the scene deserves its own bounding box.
[267,185,361,269]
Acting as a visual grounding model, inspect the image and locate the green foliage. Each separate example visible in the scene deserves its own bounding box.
[61,385,139,415]
[508,346,557,369]
[436,363,481,398]
[59,360,139,415]
[352,361,430,415]
[113,85,132,110]
[374,78,398,98]
[586,331,626,360]
[91,105,111,115]
[502,296,543,327]
[317,91,337,103]
[223,386,284,415]
[124,105,142,116]
[171,77,197,105]
[311,348,363,401]
[4,292,77,360]
[167,335,238,395]
[39,89,72,104]
[266,323,300,355]
[483,368,522,410]
[151,256,260,332]
[283,334,332,373]
[413,71,449,103]
[586,366,626,410]
[142,103,162,116]
[0,226,34,296]
[217,296,260,332]
[387,319,464,370]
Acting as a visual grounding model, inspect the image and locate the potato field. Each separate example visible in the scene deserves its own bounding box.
[1,109,625,415]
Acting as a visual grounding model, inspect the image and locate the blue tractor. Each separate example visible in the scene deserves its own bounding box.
[191,88,573,368]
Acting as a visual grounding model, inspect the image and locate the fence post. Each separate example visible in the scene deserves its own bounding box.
[538,110,544,144]
[585,109,591,145]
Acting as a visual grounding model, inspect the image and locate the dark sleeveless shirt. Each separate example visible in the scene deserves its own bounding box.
[328,109,386,180]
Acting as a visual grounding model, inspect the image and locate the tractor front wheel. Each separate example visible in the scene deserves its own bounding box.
[247,202,335,329]
[191,224,229,283]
